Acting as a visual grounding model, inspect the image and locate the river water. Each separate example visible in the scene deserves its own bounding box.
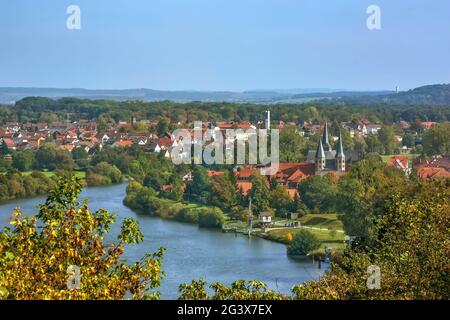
[0,183,324,299]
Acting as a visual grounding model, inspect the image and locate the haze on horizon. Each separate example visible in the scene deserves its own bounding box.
[1,0,449,92]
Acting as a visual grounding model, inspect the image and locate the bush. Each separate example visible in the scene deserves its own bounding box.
[86,171,111,186]
[287,230,321,256]
[124,182,225,228]
[86,162,123,186]
[198,208,226,228]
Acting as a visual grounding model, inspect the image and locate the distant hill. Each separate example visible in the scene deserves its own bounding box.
[0,87,337,104]
[290,90,393,99]
[329,84,450,105]
[0,84,449,105]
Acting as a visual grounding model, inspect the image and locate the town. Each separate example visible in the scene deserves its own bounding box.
[1,107,448,193]
[1,101,448,247]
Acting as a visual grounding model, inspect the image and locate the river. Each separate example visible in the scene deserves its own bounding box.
[0,183,324,299]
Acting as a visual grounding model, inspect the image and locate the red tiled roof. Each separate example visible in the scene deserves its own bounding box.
[60,145,75,152]
[387,156,409,168]
[115,140,134,147]
[208,170,225,177]
[269,163,315,186]
[216,122,234,129]
[158,137,173,148]
[236,122,253,129]
[417,167,450,180]
[1,138,14,147]
[234,168,258,179]
[237,181,253,195]
[421,122,437,128]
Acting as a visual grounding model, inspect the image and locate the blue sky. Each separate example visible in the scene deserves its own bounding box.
[0,0,449,91]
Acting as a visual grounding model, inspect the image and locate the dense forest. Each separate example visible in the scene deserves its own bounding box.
[333,84,450,106]
[1,94,449,126]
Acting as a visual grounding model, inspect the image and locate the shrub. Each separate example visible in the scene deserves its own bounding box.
[287,230,321,256]
[175,208,200,224]
[198,208,226,228]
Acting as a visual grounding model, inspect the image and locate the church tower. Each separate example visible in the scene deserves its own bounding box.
[336,130,346,172]
[322,121,332,152]
[315,139,326,172]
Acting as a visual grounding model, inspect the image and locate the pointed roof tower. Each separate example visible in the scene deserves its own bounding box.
[316,138,325,159]
[336,130,345,158]
[322,121,331,151]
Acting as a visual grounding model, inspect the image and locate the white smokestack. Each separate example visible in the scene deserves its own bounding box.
[265,110,271,131]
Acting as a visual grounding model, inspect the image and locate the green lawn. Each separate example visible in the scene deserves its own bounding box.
[299,213,343,231]
[265,227,346,253]
[264,213,346,253]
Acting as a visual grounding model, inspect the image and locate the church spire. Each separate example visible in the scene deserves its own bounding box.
[336,130,346,173]
[315,139,325,171]
[316,138,325,159]
[322,121,331,151]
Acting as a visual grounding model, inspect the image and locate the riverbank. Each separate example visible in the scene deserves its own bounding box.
[258,225,346,257]
[124,181,347,256]
[223,214,346,256]
[0,169,133,202]
[123,181,226,228]
[0,183,324,299]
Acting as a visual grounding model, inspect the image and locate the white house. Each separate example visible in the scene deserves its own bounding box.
[258,212,272,227]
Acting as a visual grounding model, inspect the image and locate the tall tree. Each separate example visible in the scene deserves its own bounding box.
[298,175,337,213]
[422,122,450,155]
[279,127,306,162]
[248,174,270,215]
[270,186,293,218]
[0,140,9,156]
[186,166,212,201]
[378,125,398,155]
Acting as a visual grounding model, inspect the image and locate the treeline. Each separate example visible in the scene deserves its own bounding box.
[0,171,55,201]
[1,144,123,186]
[124,182,226,228]
[1,96,449,126]
[334,83,450,106]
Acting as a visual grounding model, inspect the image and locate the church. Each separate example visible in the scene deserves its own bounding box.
[306,122,358,176]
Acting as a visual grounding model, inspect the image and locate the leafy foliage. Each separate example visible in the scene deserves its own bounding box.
[293,181,450,300]
[287,230,321,256]
[0,176,165,300]
[179,279,288,300]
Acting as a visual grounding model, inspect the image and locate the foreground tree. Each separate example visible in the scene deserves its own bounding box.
[335,154,407,245]
[293,181,449,300]
[0,176,165,300]
[178,180,449,300]
[179,279,288,300]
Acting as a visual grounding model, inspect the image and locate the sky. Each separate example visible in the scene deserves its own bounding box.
[0,0,449,91]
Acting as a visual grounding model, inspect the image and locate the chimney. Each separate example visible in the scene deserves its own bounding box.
[265,111,271,131]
